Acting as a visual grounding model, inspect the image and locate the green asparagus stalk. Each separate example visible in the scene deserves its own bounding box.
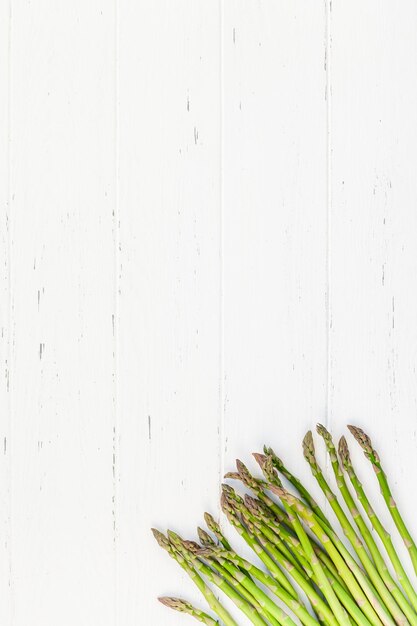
[303,430,407,626]
[339,436,417,613]
[270,484,391,626]
[191,545,280,626]
[264,445,329,526]
[197,548,284,626]
[251,466,351,626]
[158,597,221,625]
[152,529,238,626]
[206,532,338,626]
[220,492,298,599]
[168,531,269,626]
[204,513,233,551]
[348,425,417,578]
[205,547,321,626]
[154,426,417,626]
[317,424,417,626]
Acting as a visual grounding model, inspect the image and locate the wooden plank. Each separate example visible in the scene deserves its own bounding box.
[0,0,12,621]
[9,3,116,624]
[117,3,221,624]
[330,0,417,565]
[222,1,329,512]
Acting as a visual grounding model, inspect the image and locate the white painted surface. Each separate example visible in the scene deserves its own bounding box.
[1,1,417,624]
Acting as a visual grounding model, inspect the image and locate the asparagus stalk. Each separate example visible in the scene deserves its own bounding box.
[168,531,269,626]
[339,436,417,613]
[152,529,238,626]
[206,533,339,626]
[193,546,280,626]
[159,597,221,625]
[270,484,391,626]
[317,424,417,626]
[303,431,407,626]
[207,548,321,626]
[154,426,417,626]
[252,458,351,626]
[264,445,329,526]
[235,460,289,526]
[204,513,233,551]
[220,492,298,599]
[348,425,417,578]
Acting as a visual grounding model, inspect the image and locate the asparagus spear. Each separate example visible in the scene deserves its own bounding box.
[204,513,232,551]
[270,483,391,626]
[303,430,407,626]
[168,530,269,626]
[159,597,221,625]
[205,547,321,626]
[252,457,351,626]
[220,492,298,599]
[348,425,417,578]
[191,544,280,626]
[264,445,329,525]
[152,529,238,626]
[317,424,417,626]
[339,435,417,613]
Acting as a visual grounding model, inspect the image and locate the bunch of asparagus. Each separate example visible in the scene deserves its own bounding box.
[153,425,417,626]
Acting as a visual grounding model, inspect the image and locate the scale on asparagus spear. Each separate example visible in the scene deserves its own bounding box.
[153,426,417,626]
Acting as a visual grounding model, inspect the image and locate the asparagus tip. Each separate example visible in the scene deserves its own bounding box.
[302,430,318,467]
[197,546,215,558]
[269,483,287,499]
[221,483,236,499]
[158,596,192,613]
[263,445,284,469]
[338,435,351,468]
[197,526,216,547]
[316,423,332,441]
[151,528,170,550]
[347,425,379,462]
[224,471,241,480]
[182,539,200,553]
[167,529,183,548]
[252,451,267,467]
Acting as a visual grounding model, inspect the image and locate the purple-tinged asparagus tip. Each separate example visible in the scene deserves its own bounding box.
[253,452,267,468]
[151,528,170,549]
[338,436,351,468]
[303,430,318,467]
[316,423,332,442]
[158,597,192,612]
[224,471,241,480]
[197,527,216,547]
[347,425,379,462]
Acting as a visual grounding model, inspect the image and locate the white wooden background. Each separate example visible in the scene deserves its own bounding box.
[1,1,417,625]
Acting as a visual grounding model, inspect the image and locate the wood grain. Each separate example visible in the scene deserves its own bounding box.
[7,3,116,624]
[1,2,417,624]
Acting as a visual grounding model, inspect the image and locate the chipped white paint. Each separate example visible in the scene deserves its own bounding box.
[1,2,417,625]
